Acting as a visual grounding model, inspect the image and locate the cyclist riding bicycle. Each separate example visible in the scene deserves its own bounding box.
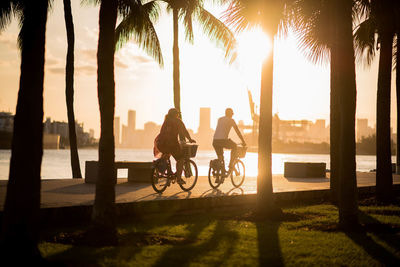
[154,108,196,184]
[212,108,246,177]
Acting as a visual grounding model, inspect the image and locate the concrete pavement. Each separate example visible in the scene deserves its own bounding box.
[1,172,399,210]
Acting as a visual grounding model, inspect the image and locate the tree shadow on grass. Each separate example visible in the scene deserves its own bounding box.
[152,219,239,266]
[345,210,400,265]
[256,220,283,266]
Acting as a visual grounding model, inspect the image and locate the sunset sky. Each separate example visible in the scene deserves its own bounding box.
[0,1,396,138]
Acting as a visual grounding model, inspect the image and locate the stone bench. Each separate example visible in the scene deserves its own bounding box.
[85,161,153,184]
[284,162,326,178]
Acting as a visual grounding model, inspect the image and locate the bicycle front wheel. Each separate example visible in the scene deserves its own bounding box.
[231,159,245,188]
[179,159,198,191]
[208,164,222,189]
[151,168,168,193]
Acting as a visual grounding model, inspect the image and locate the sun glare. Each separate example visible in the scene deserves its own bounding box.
[236,27,272,63]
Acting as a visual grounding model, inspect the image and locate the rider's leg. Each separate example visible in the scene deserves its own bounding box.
[226,139,238,169]
[213,139,225,172]
[172,148,186,184]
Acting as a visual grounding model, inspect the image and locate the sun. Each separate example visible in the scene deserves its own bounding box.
[236,27,272,63]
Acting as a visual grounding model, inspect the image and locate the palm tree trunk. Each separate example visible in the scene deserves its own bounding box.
[91,0,118,244]
[330,42,340,204]
[257,40,278,216]
[0,1,48,263]
[63,0,82,178]
[396,34,400,174]
[173,8,181,114]
[336,0,358,229]
[376,32,394,203]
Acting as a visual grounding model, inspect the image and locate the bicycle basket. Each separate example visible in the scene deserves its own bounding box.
[237,146,247,158]
[182,144,198,158]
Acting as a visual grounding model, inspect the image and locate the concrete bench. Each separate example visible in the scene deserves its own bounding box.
[284,162,326,178]
[85,161,153,184]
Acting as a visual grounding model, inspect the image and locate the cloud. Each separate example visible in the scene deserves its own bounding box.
[0,33,18,50]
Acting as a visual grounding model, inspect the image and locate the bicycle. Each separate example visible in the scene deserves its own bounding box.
[208,145,246,189]
[151,143,198,193]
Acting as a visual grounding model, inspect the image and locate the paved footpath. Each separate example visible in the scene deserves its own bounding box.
[1,172,399,210]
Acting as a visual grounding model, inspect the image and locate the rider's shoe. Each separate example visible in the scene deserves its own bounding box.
[177,177,186,184]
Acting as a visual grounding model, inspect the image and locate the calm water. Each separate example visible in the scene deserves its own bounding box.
[0,149,391,180]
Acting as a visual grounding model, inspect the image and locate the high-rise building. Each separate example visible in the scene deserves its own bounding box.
[128,110,136,132]
[357,118,374,141]
[198,107,211,133]
[114,116,120,146]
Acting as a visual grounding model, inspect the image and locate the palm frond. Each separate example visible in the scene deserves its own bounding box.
[0,1,13,31]
[115,0,163,67]
[353,17,377,66]
[196,6,237,63]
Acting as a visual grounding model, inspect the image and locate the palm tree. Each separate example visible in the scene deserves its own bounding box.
[290,0,359,229]
[89,0,119,244]
[0,0,49,263]
[353,0,398,203]
[163,0,236,116]
[63,0,82,178]
[89,0,165,243]
[289,0,341,204]
[223,0,287,216]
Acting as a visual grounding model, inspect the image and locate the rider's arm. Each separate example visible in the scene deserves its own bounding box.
[178,119,195,142]
[232,120,246,145]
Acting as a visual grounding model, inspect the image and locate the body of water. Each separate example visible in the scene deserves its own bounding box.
[0,149,391,180]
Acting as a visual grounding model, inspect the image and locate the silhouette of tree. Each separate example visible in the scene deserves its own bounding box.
[223,0,287,216]
[290,0,359,229]
[163,0,236,117]
[289,0,341,204]
[87,0,166,244]
[353,0,400,203]
[115,0,163,66]
[63,0,82,178]
[0,0,49,264]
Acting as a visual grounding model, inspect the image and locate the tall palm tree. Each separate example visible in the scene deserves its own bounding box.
[88,0,165,243]
[163,0,236,116]
[290,0,359,228]
[0,0,49,263]
[63,0,82,178]
[289,0,341,204]
[223,0,287,216]
[353,0,398,203]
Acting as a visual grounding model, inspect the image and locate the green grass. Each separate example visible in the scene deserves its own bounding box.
[39,199,400,266]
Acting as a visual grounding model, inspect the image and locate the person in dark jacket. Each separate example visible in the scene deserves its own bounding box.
[155,108,195,184]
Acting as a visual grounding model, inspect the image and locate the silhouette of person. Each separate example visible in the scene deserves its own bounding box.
[154,108,195,184]
[213,108,246,173]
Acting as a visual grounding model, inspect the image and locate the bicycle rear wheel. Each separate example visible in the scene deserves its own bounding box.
[151,168,168,193]
[179,159,198,191]
[231,159,245,188]
[208,162,222,189]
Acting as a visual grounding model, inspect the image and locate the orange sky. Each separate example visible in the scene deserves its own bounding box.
[0,1,396,138]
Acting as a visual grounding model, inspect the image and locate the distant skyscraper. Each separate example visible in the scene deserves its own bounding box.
[128,110,136,132]
[198,107,211,133]
[114,116,120,146]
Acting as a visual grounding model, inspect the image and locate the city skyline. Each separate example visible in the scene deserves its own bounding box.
[0,1,398,139]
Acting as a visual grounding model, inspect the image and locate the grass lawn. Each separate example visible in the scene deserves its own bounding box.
[39,198,400,266]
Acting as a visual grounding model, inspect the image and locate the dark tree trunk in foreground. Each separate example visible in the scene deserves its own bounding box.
[376,32,394,203]
[396,34,400,175]
[330,42,340,204]
[91,0,118,244]
[257,40,280,216]
[172,8,181,114]
[336,0,358,229]
[0,1,48,263]
[63,0,82,178]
